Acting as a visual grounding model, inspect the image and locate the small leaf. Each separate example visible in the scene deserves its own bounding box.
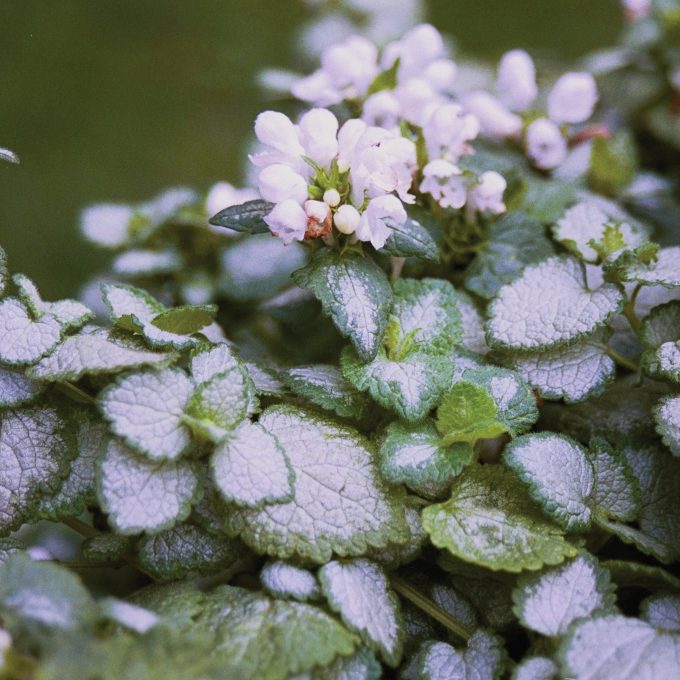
[456,291,489,355]
[379,419,473,497]
[381,212,439,260]
[97,438,199,535]
[82,534,135,562]
[0,245,7,296]
[654,395,680,457]
[410,631,505,680]
[150,305,216,335]
[486,256,624,351]
[0,366,46,408]
[260,560,321,602]
[603,560,680,593]
[0,148,19,164]
[27,328,174,382]
[366,58,400,96]
[99,368,195,461]
[391,278,463,354]
[511,329,616,403]
[0,406,74,535]
[560,614,680,680]
[293,250,393,362]
[617,245,680,288]
[423,464,577,572]
[513,553,615,636]
[465,212,554,300]
[183,365,256,442]
[641,300,680,349]
[137,523,244,582]
[553,201,646,262]
[588,131,637,196]
[641,594,680,632]
[0,554,96,633]
[282,364,371,420]
[511,657,559,680]
[0,298,62,366]
[226,406,408,563]
[12,274,93,330]
[208,198,273,233]
[190,342,241,383]
[342,346,453,423]
[211,420,294,508]
[319,559,403,666]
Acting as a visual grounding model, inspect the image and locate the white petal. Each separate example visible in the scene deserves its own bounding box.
[548,72,598,124]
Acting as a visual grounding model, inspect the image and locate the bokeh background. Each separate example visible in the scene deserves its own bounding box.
[0,0,620,297]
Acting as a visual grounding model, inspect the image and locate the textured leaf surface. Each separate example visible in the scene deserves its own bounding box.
[97,439,198,535]
[456,292,489,355]
[138,584,358,680]
[504,433,595,531]
[260,560,321,602]
[391,278,462,354]
[212,420,293,507]
[319,559,403,666]
[0,367,45,408]
[0,298,62,366]
[342,347,452,423]
[208,198,273,233]
[282,364,370,420]
[99,368,194,461]
[422,464,576,572]
[0,406,73,534]
[411,631,505,680]
[511,657,559,680]
[293,251,392,362]
[38,415,107,520]
[513,553,615,636]
[641,594,680,632]
[190,343,241,383]
[137,523,243,581]
[560,614,680,680]
[466,212,554,299]
[553,202,645,262]
[13,273,93,330]
[618,246,680,288]
[0,554,96,631]
[511,330,615,403]
[655,395,680,457]
[28,328,173,382]
[487,256,624,351]
[226,407,408,563]
[379,420,473,497]
[381,213,439,260]
[640,301,680,349]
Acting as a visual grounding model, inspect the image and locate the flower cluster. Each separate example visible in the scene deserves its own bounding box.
[463,50,599,170]
[251,108,417,248]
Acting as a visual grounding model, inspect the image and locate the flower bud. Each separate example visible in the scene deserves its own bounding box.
[547,72,598,125]
[323,189,341,207]
[304,200,333,239]
[525,118,568,170]
[334,204,361,235]
[496,49,537,112]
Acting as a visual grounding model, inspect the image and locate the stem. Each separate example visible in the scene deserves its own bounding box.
[63,516,100,539]
[604,346,640,373]
[390,256,406,281]
[56,559,125,569]
[56,381,96,405]
[622,283,643,337]
[390,575,472,642]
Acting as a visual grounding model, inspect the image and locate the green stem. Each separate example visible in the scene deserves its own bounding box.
[604,346,640,373]
[622,283,643,338]
[390,575,472,642]
[56,381,96,405]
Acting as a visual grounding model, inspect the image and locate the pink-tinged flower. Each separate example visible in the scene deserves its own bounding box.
[467,171,507,214]
[264,199,308,245]
[547,72,598,124]
[303,200,333,239]
[419,159,467,209]
[526,118,569,170]
[355,194,406,249]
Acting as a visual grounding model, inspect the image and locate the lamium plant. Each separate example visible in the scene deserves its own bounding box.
[2,2,680,679]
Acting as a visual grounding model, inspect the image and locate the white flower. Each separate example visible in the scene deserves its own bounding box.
[420,159,467,209]
[383,24,447,81]
[80,204,134,248]
[362,90,401,128]
[205,182,258,219]
[622,0,651,21]
[348,127,416,205]
[323,188,341,207]
[423,58,458,92]
[423,103,480,162]
[298,108,339,169]
[292,35,379,106]
[334,204,361,234]
[252,111,306,171]
[263,199,307,245]
[496,49,537,112]
[547,72,598,124]
[394,78,444,126]
[467,171,507,214]
[337,119,368,172]
[355,194,406,249]
[525,118,569,170]
[258,164,309,204]
[461,92,523,139]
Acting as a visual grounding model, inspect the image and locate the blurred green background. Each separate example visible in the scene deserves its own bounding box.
[0,0,620,297]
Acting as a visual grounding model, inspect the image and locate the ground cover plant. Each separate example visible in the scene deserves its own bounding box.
[2,0,680,678]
